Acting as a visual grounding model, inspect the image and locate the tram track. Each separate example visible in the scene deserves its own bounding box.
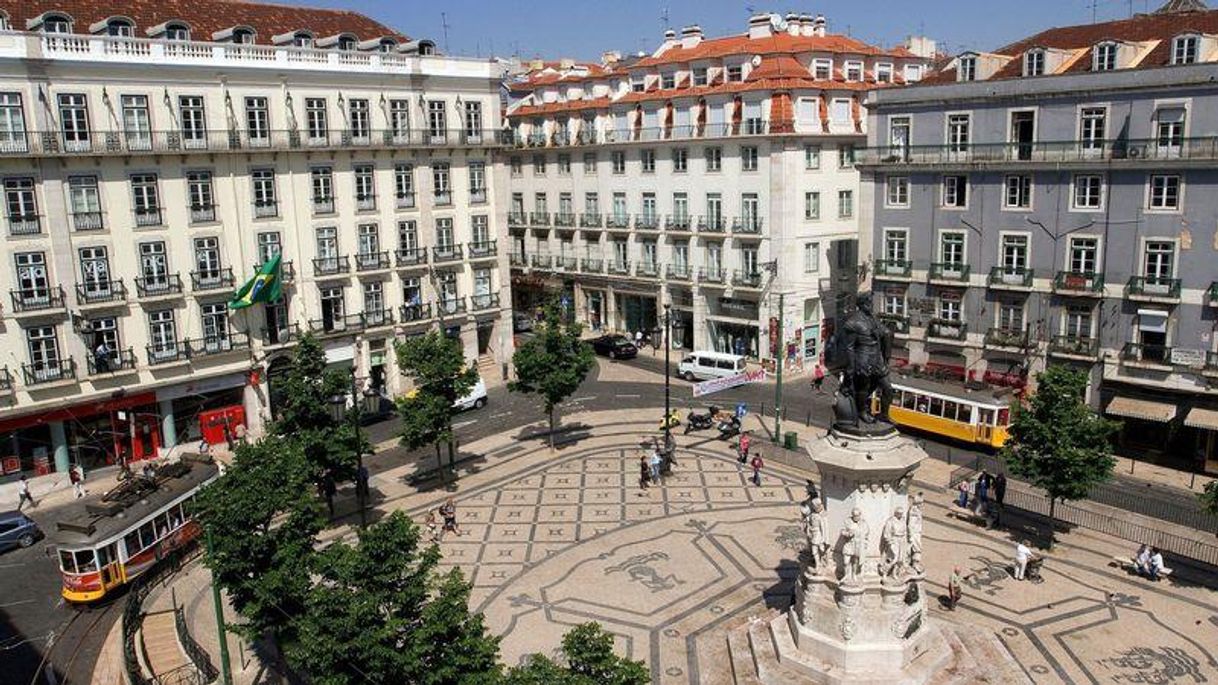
[25,597,121,685]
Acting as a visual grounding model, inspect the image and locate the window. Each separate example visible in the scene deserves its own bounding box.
[1155,107,1185,154]
[740,193,759,231]
[41,14,71,34]
[741,146,758,171]
[394,163,415,208]
[320,287,345,331]
[812,59,832,80]
[883,290,906,318]
[559,193,573,219]
[14,252,49,302]
[804,144,821,170]
[1072,174,1104,210]
[464,101,483,140]
[1068,237,1099,274]
[164,23,191,41]
[889,117,911,159]
[256,232,281,264]
[200,303,229,348]
[1079,107,1105,152]
[111,19,137,37]
[583,153,597,174]
[958,55,977,82]
[693,68,708,86]
[89,317,120,369]
[1148,174,1181,210]
[938,294,962,322]
[1065,303,1093,339]
[1172,35,1199,65]
[509,156,522,176]
[245,97,269,145]
[357,223,380,260]
[292,32,314,48]
[348,98,370,141]
[1000,234,1029,271]
[68,176,102,230]
[315,227,339,267]
[469,161,487,202]
[672,193,689,224]
[804,243,820,273]
[0,93,27,153]
[705,147,722,172]
[641,149,656,173]
[672,148,687,173]
[611,151,625,174]
[838,190,853,219]
[1143,240,1175,281]
[661,73,676,89]
[354,164,376,209]
[186,171,215,222]
[706,193,722,229]
[830,99,851,126]
[178,96,207,148]
[804,191,820,220]
[532,153,546,176]
[844,61,863,82]
[884,230,908,265]
[1003,175,1031,209]
[998,301,1024,332]
[886,177,909,208]
[472,215,490,245]
[130,174,161,225]
[139,242,169,290]
[435,217,455,251]
[584,192,600,216]
[534,193,548,217]
[1094,42,1117,71]
[876,63,893,83]
[251,169,277,217]
[942,175,968,208]
[837,144,855,168]
[631,77,645,93]
[611,193,626,223]
[432,162,451,204]
[727,65,743,82]
[305,98,328,141]
[58,94,91,151]
[4,177,38,233]
[427,100,447,142]
[947,114,970,153]
[557,154,571,175]
[233,28,255,45]
[26,326,61,380]
[121,95,151,150]
[311,167,334,212]
[193,237,222,283]
[1024,49,1045,77]
[940,231,965,265]
[389,99,410,140]
[398,221,419,256]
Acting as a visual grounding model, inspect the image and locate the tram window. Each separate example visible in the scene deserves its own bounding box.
[60,550,76,573]
[124,531,142,556]
[74,550,98,573]
[943,400,958,421]
[958,405,974,424]
[139,521,157,549]
[929,397,943,417]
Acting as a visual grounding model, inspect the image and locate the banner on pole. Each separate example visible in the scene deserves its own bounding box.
[692,368,767,398]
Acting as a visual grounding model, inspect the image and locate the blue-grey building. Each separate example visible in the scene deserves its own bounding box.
[859,0,1218,473]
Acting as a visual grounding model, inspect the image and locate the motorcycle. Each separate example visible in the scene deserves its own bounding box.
[684,405,719,434]
[716,414,741,440]
[659,409,681,430]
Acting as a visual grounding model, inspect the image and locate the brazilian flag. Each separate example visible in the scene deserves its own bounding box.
[230,254,282,309]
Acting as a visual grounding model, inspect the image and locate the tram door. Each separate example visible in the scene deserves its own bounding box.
[977,408,994,445]
[97,542,123,590]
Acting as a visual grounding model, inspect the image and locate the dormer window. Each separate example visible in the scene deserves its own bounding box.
[233,28,255,45]
[378,38,397,53]
[845,61,863,82]
[0,12,9,31]
[661,73,675,89]
[41,14,72,34]
[812,58,832,80]
[337,36,356,51]
[631,77,645,92]
[1024,49,1045,76]
[876,63,893,83]
[164,22,190,41]
[294,32,314,48]
[727,65,743,82]
[1094,42,1117,71]
[418,41,435,55]
[957,55,977,82]
[1172,34,1199,65]
[105,18,134,37]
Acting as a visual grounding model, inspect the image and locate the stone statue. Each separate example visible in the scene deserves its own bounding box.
[801,498,829,574]
[830,293,894,431]
[907,492,924,573]
[880,506,908,581]
[840,508,869,585]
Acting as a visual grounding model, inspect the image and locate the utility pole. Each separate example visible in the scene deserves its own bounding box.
[206,531,234,685]
[350,370,367,529]
[663,303,672,451]
[773,291,784,444]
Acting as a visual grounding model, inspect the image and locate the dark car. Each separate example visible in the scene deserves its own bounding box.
[0,510,42,553]
[513,312,535,333]
[589,335,638,359]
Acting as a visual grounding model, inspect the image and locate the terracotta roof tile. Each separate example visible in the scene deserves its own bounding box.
[633,31,913,68]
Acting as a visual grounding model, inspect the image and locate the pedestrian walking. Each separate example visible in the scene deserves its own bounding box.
[635,330,644,349]
[16,475,36,511]
[1014,540,1032,581]
[956,479,969,508]
[649,448,663,485]
[947,567,963,611]
[424,509,441,543]
[977,471,990,505]
[322,476,337,517]
[813,364,826,394]
[69,465,85,499]
[439,497,463,538]
[357,464,370,500]
[737,431,751,464]
[994,472,1007,506]
[639,454,651,491]
[750,454,765,486]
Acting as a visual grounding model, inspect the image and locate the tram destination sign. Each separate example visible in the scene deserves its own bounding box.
[693,368,767,398]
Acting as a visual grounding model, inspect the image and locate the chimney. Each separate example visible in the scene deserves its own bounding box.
[785,13,800,36]
[664,29,677,40]
[680,25,704,49]
[529,58,544,70]
[799,14,814,37]
[748,13,772,40]
[601,50,621,65]
[812,14,827,37]
[559,58,575,69]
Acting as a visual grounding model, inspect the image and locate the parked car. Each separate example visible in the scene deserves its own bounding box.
[513,312,534,333]
[678,351,747,381]
[404,376,488,411]
[589,335,638,359]
[0,510,42,553]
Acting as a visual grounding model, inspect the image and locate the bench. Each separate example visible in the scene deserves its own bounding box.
[947,504,995,528]
[1110,555,1173,578]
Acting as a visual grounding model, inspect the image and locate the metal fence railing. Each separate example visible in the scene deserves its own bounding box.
[122,543,201,685]
[172,597,218,685]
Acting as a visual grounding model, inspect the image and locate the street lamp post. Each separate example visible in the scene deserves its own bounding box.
[663,303,672,452]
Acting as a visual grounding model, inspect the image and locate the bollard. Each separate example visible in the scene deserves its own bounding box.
[806,410,812,427]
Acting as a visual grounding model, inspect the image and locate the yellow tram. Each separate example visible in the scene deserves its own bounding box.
[883,376,1015,449]
[53,454,219,603]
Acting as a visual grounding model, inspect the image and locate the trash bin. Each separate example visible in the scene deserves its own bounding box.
[783,431,800,450]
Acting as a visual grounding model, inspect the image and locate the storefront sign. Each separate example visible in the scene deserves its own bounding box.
[692,368,768,398]
[1170,348,1205,368]
[718,297,759,319]
[156,373,248,402]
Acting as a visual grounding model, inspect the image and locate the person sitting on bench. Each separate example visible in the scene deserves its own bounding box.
[1134,544,1151,577]
[1148,548,1167,582]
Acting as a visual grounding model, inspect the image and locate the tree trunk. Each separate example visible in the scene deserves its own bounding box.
[447,439,455,477]
[435,443,442,483]
[548,407,556,450]
[1047,497,1056,550]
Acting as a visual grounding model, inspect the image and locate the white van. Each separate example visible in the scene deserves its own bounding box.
[454,377,488,411]
[678,352,747,382]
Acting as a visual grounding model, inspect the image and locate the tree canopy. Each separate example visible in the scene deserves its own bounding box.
[509,302,595,447]
[1200,479,1218,520]
[502,623,649,685]
[396,330,478,476]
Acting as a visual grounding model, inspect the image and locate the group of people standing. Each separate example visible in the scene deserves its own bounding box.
[639,437,677,490]
[956,469,1007,524]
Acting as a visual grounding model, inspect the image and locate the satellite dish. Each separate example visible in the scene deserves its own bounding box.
[752,54,762,67]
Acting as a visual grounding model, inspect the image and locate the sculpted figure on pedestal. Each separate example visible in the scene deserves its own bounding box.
[907,492,925,573]
[840,507,869,585]
[880,506,908,581]
[801,498,830,574]
[829,293,894,432]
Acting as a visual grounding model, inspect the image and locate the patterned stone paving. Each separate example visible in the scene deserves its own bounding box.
[418,431,1218,685]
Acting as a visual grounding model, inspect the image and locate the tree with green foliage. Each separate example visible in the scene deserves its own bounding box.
[1200,480,1218,521]
[502,623,649,685]
[289,512,502,685]
[999,365,1120,547]
[396,330,478,479]
[509,303,595,448]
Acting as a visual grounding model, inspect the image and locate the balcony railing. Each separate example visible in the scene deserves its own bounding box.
[732,270,763,288]
[531,254,553,269]
[508,211,528,225]
[399,303,432,323]
[635,214,660,230]
[313,256,351,277]
[190,204,216,223]
[253,200,278,218]
[928,319,967,340]
[607,261,631,275]
[72,211,104,231]
[580,258,604,273]
[0,367,11,392]
[395,248,427,267]
[929,262,970,283]
[134,207,163,227]
[471,293,500,311]
[76,280,127,305]
[191,268,235,291]
[666,215,693,231]
[10,286,65,313]
[553,213,576,227]
[87,347,137,375]
[699,267,726,284]
[468,241,497,258]
[146,342,189,365]
[636,262,661,278]
[509,252,527,267]
[469,188,488,204]
[1126,276,1181,300]
[984,327,1028,349]
[858,137,1218,167]
[732,217,764,234]
[557,256,578,270]
[666,264,692,280]
[363,309,395,328]
[22,358,76,385]
[355,251,391,272]
[355,195,377,212]
[136,274,184,298]
[7,214,41,235]
[529,211,550,226]
[579,213,604,228]
[878,314,910,334]
[396,192,416,210]
[308,314,365,335]
[261,323,301,347]
[313,197,336,215]
[988,266,1034,289]
[874,259,912,278]
[186,333,250,357]
[1054,271,1104,295]
[433,245,464,263]
[606,215,631,229]
[1206,351,1218,374]
[1049,335,1099,358]
[1121,342,1172,366]
[437,297,467,316]
[252,260,295,282]
[505,122,780,149]
[698,216,726,233]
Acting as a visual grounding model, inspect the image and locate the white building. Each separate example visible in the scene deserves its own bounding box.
[505,14,930,362]
[0,1,509,481]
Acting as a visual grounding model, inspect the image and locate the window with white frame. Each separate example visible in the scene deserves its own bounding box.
[1171,35,1198,65]
[611,151,625,174]
[256,232,281,264]
[844,61,863,81]
[0,92,27,152]
[812,58,832,80]
[958,55,977,81]
[1000,234,1029,272]
[245,97,269,144]
[661,72,675,89]
[884,230,908,266]
[837,144,855,168]
[741,146,758,171]
[804,144,821,170]
[509,156,522,176]
[1003,175,1031,209]
[469,161,486,201]
[804,191,820,220]
[557,153,571,175]
[1148,174,1181,210]
[942,175,968,208]
[427,100,447,141]
[305,98,328,141]
[1064,303,1093,339]
[583,152,597,174]
[1024,49,1045,76]
[311,167,334,211]
[1072,174,1104,210]
[68,176,102,230]
[876,63,893,83]
[130,174,160,224]
[348,98,370,141]
[251,169,277,216]
[938,293,962,321]
[354,164,376,209]
[939,231,965,266]
[673,148,687,173]
[186,171,215,222]
[883,289,906,317]
[389,99,410,139]
[464,101,483,139]
[693,68,708,86]
[363,281,385,321]
[394,163,415,207]
[641,149,656,173]
[1155,107,1185,154]
[1142,240,1175,282]
[838,190,853,219]
[886,177,910,208]
[997,300,1024,332]
[947,114,970,152]
[1068,236,1098,274]
[1093,42,1117,71]
[705,147,722,172]
[432,162,451,204]
[804,242,820,273]
[532,153,546,175]
[727,65,743,82]
[57,94,90,150]
[1079,107,1106,151]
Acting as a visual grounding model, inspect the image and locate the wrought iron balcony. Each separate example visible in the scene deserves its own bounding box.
[191,268,235,291]
[553,213,576,227]
[635,214,660,230]
[531,254,553,269]
[666,215,693,231]
[928,262,970,283]
[579,213,604,228]
[607,261,631,275]
[987,266,1034,289]
[1049,335,1099,358]
[699,267,726,284]
[432,245,464,263]
[635,262,661,278]
[732,217,764,234]
[468,241,497,258]
[72,211,104,231]
[471,293,500,311]
[580,258,604,273]
[0,367,11,393]
[190,204,216,223]
[857,137,1218,168]
[395,248,427,267]
[134,207,162,227]
[927,319,968,341]
[253,200,278,218]
[508,211,528,226]
[395,192,416,210]
[76,280,127,305]
[261,323,301,347]
[529,211,550,226]
[433,191,453,207]
[469,188,488,204]
[186,332,250,357]
[313,256,351,277]
[874,259,912,279]
[1121,342,1172,366]
[136,274,184,299]
[22,358,76,385]
[557,256,578,270]
[308,313,365,335]
[1126,276,1181,300]
[1053,271,1104,295]
[363,309,395,328]
[87,347,137,375]
[666,264,692,280]
[355,251,392,272]
[252,260,295,282]
[10,286,65,313]
[354,195,377,212]
[698,215,726,233]
[399,303,432,323]
[437,297,467,316]
[878,314,910,334]
[732,270,763,288]
[313,197,336,215]
[146,342,189,365]
[984,327,1029,349]
[606,214,631,230]
[509,252,527,267]
[7,214,41,235]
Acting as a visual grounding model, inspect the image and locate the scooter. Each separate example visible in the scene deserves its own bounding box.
[659,409,681,430]
[685,405,719,434]
[716,414,742,440]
